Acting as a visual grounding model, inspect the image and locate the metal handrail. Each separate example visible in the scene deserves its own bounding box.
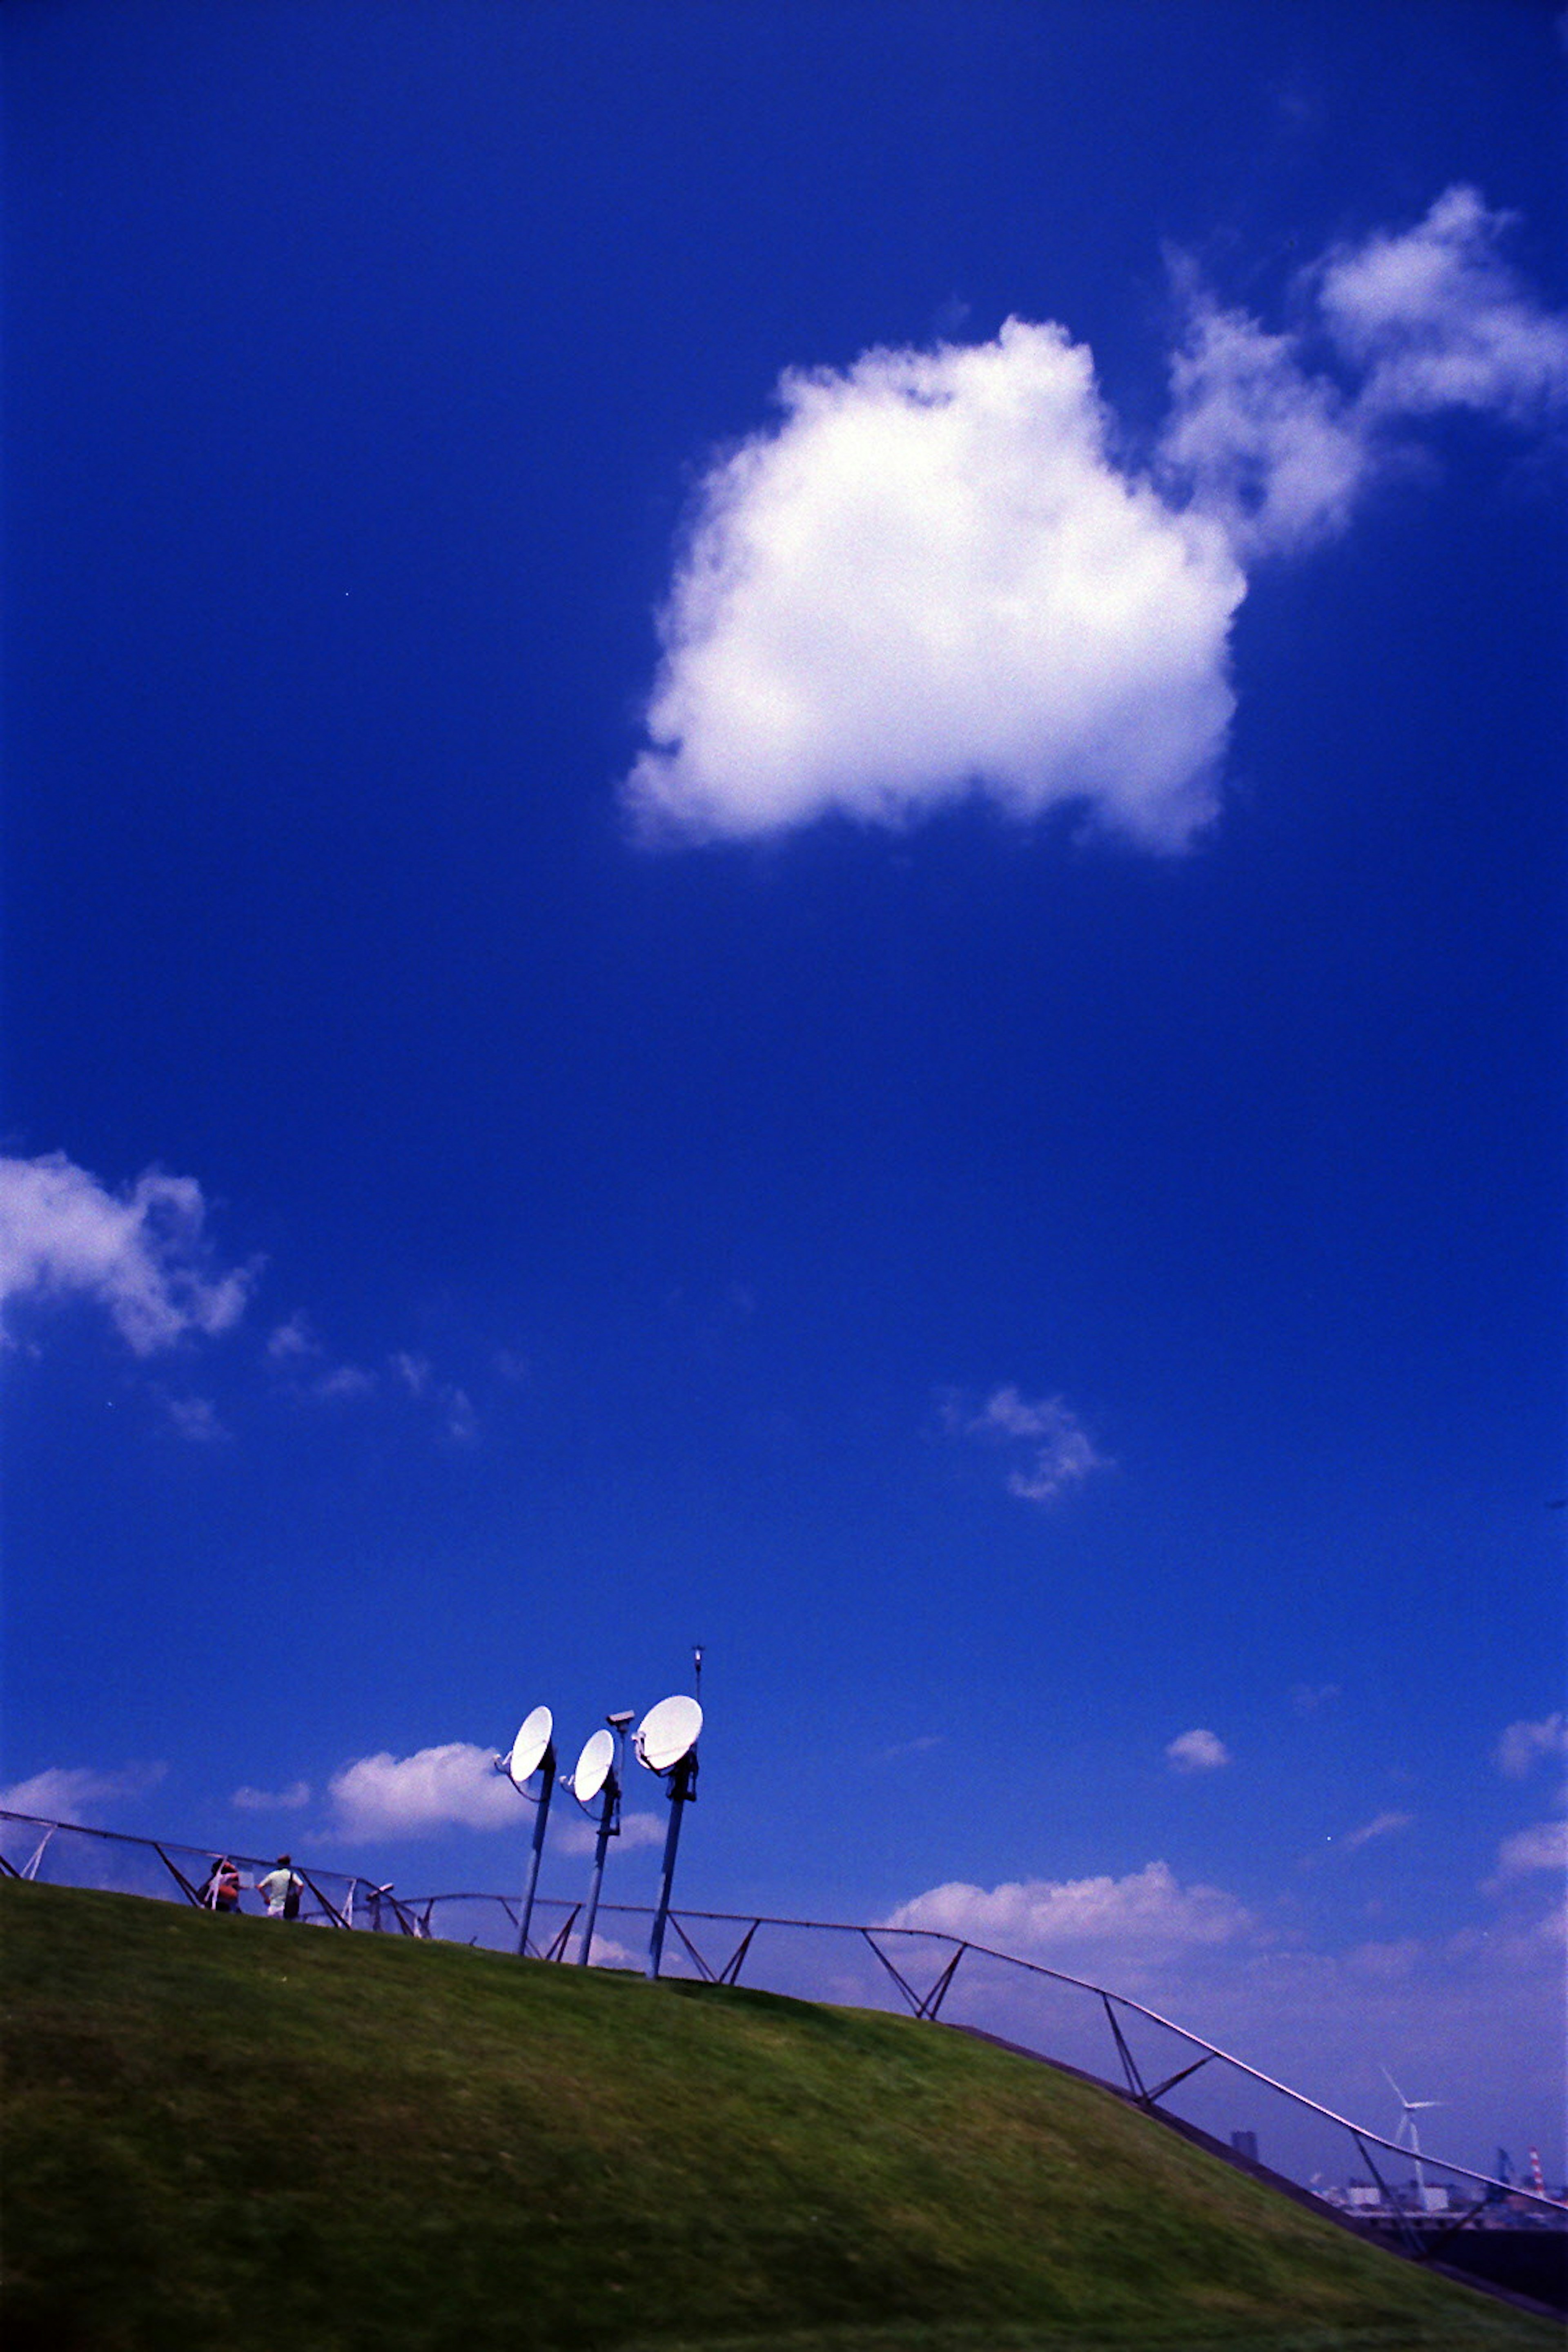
[2,1809,1558,2223]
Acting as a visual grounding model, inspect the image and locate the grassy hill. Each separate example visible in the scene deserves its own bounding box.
[0,1882,1552,2352]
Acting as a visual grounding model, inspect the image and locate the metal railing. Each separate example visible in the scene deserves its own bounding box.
[3,1806,1560,2263]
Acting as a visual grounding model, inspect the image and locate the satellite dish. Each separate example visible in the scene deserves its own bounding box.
[636,1694,702,1775]
[572,1727,614,1803]
[507,1706,553,1787]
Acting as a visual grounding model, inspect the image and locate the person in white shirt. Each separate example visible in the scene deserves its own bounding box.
[256,1855,302,1920]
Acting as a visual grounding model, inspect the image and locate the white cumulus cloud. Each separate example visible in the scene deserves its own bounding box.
[1165,1727,1231,1773]
[0,1151,253,1354]
[326,1743,519,1840]
[626,189,1566,849]
[626,321,1243,851]
[0,1762,166,1823]
[886,1859,1249,1960]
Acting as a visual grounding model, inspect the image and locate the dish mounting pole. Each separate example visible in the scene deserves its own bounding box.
[646,1751,697,1981]
[516,1742,556,1959]
[577,1764,620,1967]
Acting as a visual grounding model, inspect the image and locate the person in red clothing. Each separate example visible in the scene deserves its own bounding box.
[200,1857,243,1913]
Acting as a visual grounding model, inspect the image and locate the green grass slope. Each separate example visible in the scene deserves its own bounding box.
[0,1883,1552,2352]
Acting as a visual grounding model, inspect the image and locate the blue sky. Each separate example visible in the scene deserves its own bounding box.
[4,0,1564,2177]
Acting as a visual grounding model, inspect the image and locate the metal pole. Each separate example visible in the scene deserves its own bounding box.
[646,1753,695,1981]
[577,1770,618,1966]
[516,1744,556,1959]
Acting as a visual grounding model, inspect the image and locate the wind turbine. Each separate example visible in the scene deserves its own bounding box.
[1382,2065,1444,2203]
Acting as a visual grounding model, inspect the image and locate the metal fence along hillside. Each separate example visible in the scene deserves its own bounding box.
[4,1805,1561,2279]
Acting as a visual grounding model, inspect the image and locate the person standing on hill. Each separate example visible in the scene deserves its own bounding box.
[201,1858,243,1913]
[257,1855,302,1920]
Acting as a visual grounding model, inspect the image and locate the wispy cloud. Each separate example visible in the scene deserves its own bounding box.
[625,188,1565,851]
[1161,187,1568,558]
[1165,1727,1231,1773]
[0,1762,166,1823]
[161,1393,229,1443]
[878,1733,947,1764]
[325,1743,518,1839]
[886,1860,1250,1959]
[392,1352,476,1441]
[267,1314,318,1363]
[1337,1809,1412,1853]
[267,1314,376,1403]
[1493,1820,1568,1880]
[947,1385,1109,1504]
[232,1780,312,1813]
[0,1151,253,1354]
[313,1363,376,1401]
[553,1809,666,1857]
[1495,1713,1568,1778]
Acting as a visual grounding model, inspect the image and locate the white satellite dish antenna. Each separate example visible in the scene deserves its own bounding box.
[572,1728,615,1804]
[636,1689,703,1981]
[568,1714,633,1967]
[507,1705,553,1788]
[635,1694,702,1775]
[494,1702,557,1960]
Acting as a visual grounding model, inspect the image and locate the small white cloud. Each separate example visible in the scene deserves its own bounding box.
[326,1743,518,1840]
[953,1385,1110,1504]
[443,1386,477,1443]
[879,1733,947,1764]
[267,1317,374,1404]
[584,1931,638,1968]
[232,1781,311,1813]
[1346,1937,1423,1982]
[1162,187,1568,560]
[267,1314,319,1362]
[0,1762,166,1824]
[1292,1682,1341,1715]
[1495,1713,1568,1779]
[1165,1727,1231,1773]
[387,1352,477,1440]
[0,1151,253,1354]
[1316,185,1568,428]
[1494,1820,1568,1879]
[163,1394,229,1443]
[1338,1810,1412,1853]
[553,1809,666,1858]
[886,1859,1249,1958]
